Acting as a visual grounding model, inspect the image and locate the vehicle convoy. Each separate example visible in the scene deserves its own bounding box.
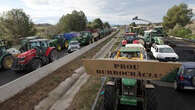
[105,46,156,110]
[68,40,80,53]
[12,39,57,72]
[50,34,69,51]
[0,40,14,69]
[174,62,195,91]
[121,33,137,46]
[151,45,179,61]
[97,28,112,39]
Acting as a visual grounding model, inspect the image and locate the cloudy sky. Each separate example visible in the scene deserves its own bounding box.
[0,0,194,25]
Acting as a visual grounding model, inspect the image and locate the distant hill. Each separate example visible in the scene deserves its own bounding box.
[35,23,53,27]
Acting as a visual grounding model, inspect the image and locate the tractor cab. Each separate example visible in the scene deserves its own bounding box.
[0,40,7,53]
[114,44,147,60]
[153,26,167,37]
[20,39,50,52]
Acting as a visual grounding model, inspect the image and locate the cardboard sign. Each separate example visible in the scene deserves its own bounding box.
[83,58,182,80]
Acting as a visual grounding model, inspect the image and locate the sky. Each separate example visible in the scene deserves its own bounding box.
[0,0,194,25]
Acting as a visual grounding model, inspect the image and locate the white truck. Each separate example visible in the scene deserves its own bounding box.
[151,45,179,61]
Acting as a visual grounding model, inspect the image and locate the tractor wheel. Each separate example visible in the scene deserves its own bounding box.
[2,55,14,69]
[49,49,58,62]
[145,89,158,110]
[57,45,62,51]
[30,59,41,71]
[104,85,116,110]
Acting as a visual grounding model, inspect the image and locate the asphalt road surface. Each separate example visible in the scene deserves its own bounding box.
[0,50,68,86]
[155,37,195,110]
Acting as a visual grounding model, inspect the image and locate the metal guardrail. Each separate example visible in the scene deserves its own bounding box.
[169,36,195,43]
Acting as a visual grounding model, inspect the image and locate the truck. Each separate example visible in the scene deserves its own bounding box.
[12,39,57,72]
[0,40,14,69]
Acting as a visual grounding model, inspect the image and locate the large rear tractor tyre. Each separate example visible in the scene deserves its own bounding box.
[49,49,58,62]
[104,85,116,110]
[30,59,42,71]
[2,55,14,69]
[145,89,158,110]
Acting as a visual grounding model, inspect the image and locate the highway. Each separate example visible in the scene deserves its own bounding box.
[96,37,195,110]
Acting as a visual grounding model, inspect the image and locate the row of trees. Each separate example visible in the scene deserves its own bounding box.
[0,9,111,43]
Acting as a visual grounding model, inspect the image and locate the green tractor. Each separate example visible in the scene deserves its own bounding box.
[0,40,14,69]
[104,78,157,110]
[77,31,94,46]
[141,29,164,51]
[50,34,69,51]
[153,26,167,37]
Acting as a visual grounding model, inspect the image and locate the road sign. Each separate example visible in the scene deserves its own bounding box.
[83,58,181,80]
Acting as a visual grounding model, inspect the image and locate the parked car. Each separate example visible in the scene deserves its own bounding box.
[68,40,80,53]
[174,62,195,91]
[151,45,179,61]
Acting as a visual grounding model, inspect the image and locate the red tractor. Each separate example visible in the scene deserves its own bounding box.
[122,33,137,46]
[12,39,58,72]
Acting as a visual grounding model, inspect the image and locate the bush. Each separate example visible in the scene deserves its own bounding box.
[169,24,192,37]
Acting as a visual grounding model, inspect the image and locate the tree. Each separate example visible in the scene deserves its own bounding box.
[0,9,36,40]
[93,18,104,29]
[163,3,193,31]
[169,24,192,37]
[104,22,111,28]
[57,10,87,33]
